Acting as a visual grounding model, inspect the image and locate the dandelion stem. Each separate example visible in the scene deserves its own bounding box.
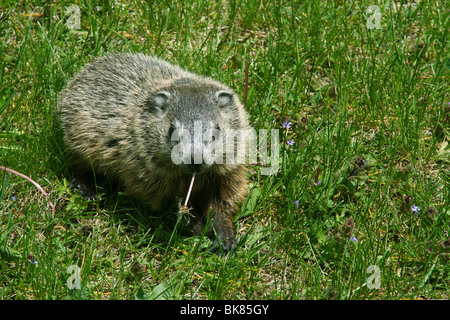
[185,171,196,206]
[0,166,55,218]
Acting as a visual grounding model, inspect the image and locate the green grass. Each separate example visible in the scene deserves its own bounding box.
[0,0,449,300]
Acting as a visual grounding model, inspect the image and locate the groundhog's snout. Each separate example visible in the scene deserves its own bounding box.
[174,140,215,173]
[170,121,222,172]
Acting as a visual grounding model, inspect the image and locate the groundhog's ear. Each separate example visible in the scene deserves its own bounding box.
[147,91,171,113]
[215,90,233,108]
[154,91,171,106]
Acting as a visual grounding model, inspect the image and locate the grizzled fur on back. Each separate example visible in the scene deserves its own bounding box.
[58,53,251,253]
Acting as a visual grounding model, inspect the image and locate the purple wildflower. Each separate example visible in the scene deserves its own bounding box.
[287,140,294,146]
[350,236,358,242]
[282,121,292,129]
[294,200,299,208]
[411,205,420,214]
[28,256,38,264]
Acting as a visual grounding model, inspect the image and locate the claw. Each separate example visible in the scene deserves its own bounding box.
[69,177,99,200]
[207,235,237,256]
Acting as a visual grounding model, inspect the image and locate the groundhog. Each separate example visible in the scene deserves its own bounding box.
[58,53,251,253]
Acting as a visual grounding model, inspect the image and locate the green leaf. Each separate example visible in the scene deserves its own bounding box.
[0,246,21,261]
[240,188,261,219]
[344,180,356,195]
[146,271,187,300]
[243,224,268,248]
[147,281,171,300]
[135,286,150,300]
[316,228,326,244]
[445,57,450,70]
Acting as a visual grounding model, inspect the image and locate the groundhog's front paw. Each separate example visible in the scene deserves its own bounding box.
[69,178,98,201]
[208,231,237,255]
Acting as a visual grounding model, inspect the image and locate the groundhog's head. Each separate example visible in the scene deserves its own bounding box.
[144,79,250,175]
